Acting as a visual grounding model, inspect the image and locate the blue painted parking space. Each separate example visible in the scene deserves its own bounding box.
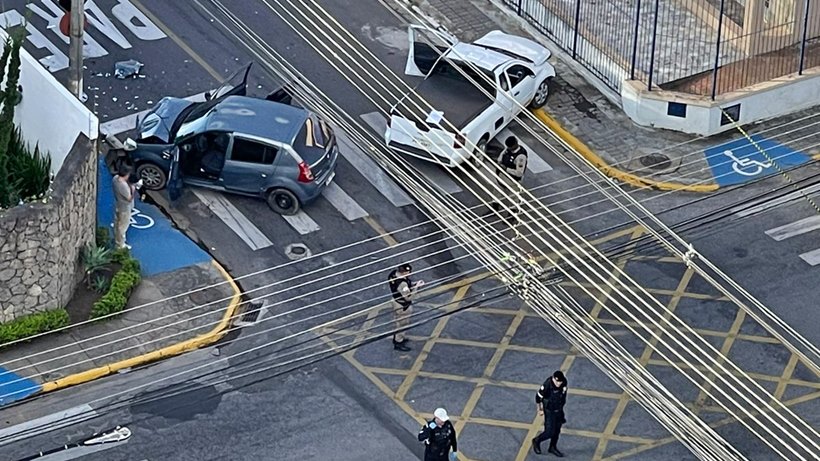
[704,134,810,187]
[97,158,210,276]
[0,367,40,406]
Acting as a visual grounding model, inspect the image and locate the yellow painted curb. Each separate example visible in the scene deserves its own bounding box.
[40,260,242,393]
[532,109,719,193]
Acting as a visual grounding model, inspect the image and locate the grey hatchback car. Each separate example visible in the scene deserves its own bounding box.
[128,67,338,215]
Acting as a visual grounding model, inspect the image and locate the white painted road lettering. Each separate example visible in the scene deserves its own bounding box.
[0,0,168,72]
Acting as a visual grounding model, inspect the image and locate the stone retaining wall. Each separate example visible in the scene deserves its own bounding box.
[0,134,96,323]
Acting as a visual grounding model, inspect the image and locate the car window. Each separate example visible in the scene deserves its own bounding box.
[498,72,509,92]
[506,65,533,88]
[432,59,496,96]
[231,138,278,164]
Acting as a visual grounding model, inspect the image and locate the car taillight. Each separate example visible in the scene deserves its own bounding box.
[454,133,466,148]
[297,161,314,183]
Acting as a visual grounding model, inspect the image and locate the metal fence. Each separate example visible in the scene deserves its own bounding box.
[502,0,820,98]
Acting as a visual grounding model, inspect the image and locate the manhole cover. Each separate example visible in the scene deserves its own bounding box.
[639,153,672,170]
[284,243,312,261]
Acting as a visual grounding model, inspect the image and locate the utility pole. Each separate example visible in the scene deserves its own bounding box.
[67,0,85,99]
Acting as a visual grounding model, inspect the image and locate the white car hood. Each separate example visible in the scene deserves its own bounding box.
[473,30,551,66]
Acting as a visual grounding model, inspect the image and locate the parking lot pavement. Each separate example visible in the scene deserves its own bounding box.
[324,225,820,461]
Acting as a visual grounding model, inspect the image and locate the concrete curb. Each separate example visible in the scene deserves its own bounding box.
[39,260,242,393]
[533,109,719,193]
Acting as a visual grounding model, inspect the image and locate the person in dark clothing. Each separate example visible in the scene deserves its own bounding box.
[418,408,458,461]
[491,135,528,218]
[387,263,424,351]
[532,370,568,457]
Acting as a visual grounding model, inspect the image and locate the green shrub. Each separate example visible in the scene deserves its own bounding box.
[82,244,113,288]
[91,274,109,294]
[90,250,141,319]
[0,308,70,346]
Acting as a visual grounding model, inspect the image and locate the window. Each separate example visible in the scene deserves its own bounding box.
[505,65,533,88]
[498,72,510,92]
[231,138,278,164]
[667,102,687,118]
[720,104,741,126]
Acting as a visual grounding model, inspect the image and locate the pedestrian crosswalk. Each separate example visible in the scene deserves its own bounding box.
[764,215,820,266]
[107,109,556,251]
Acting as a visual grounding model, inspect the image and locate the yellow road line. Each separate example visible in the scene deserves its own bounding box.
[456,310,526,437]
[131,0,223,81]
[362,215,399,246]
[602,390,820,460]
[532,109,719,193]
[394,285,469,401]
[693,308,746,410]
[774,354,800,400]
[41,260,241,393]
[593,266,695,459]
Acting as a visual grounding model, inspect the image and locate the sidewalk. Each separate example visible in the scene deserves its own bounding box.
[404,0,820,190]
[0,157,241,407]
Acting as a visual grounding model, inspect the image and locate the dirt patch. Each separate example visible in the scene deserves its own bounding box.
[64,262,122,324]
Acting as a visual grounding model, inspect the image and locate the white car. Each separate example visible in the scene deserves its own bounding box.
[385,26,556,167]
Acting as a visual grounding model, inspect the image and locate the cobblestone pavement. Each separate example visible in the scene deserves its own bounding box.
[320,225,820,460]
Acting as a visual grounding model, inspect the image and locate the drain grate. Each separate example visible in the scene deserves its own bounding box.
[235,301,267,326]
[639,153,672,170]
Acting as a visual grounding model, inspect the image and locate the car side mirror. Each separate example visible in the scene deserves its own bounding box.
[204,91,212,101]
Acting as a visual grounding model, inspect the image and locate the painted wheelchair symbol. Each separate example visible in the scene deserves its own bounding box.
[130,207,155,229]
[723,150,772,176]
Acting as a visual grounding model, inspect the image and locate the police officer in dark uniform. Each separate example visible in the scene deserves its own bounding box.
[532,370,568,457]
[387,263,423,351]
[418,408,459,461]
[491,136,528,216]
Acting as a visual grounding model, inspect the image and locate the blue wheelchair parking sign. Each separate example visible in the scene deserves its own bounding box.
[704,135,810,187]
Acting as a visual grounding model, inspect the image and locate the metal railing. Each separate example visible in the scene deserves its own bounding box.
[502,0,820,98]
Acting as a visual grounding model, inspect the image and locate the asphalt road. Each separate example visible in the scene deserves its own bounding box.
[1,0,818,460]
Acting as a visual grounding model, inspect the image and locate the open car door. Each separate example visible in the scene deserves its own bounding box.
[167,147,184,201]
[405,25,458,77]
[206,62,253,101]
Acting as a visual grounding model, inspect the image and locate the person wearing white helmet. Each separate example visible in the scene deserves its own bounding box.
[418,407,458,461]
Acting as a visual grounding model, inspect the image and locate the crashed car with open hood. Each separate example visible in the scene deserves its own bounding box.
[127,63,338,215]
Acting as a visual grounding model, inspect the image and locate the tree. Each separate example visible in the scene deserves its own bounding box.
[0,35,15,208]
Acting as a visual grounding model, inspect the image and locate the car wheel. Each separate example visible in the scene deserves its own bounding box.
[266,188,300,215]
[470,137,488,168]
[529,78,552,109]
[136,163,167,190]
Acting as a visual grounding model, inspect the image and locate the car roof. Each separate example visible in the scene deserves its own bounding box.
[445,42,511,71]
[204,96,309,143]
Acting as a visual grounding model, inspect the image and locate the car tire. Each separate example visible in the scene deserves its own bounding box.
[470,136,489,168]
[266,188,301,215]
[529,78,552,109]
[136,163,167,190]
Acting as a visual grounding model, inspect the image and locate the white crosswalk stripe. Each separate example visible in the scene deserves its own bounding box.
[193,190,275,249]
[763,214,820,266]
[281,211,322,235]
[764,216,820,241]
[335,129,414,207]
[799,248,820,266]
[322,182,369,220]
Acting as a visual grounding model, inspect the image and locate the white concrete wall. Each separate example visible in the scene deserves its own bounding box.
[0,30,99,175]
[621,67,820,136]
